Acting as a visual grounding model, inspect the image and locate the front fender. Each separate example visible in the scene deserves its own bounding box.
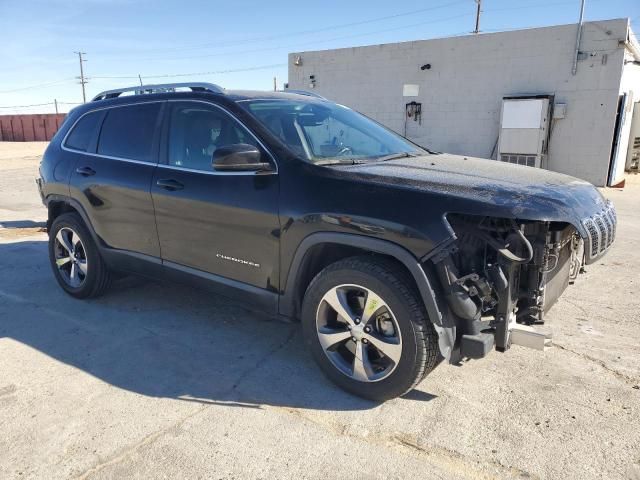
[280,232,457,361]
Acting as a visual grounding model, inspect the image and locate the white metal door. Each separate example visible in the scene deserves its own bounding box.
[608,93,631,186]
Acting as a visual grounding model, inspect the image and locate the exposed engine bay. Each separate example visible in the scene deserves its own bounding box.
[430,214,586,359]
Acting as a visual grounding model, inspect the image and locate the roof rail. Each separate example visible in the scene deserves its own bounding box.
[92,82,224,102]
[280,89,327,100]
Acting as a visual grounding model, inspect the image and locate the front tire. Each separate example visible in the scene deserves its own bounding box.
[301,256,439,401]
[48,212,111,298]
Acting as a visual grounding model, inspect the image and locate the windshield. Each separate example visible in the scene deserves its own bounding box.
[238,99,426,164]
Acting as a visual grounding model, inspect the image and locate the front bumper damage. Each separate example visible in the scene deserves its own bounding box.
[428,201,617,362]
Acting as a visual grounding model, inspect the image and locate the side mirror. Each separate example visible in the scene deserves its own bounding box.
[212,144,271,172]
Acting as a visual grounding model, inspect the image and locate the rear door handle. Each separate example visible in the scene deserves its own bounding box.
[156,179,184,191]
[76,166,96,177]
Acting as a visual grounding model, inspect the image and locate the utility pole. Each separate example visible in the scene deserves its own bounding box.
[473,0,482,34]
[54,99,58,114]
[75,51,88,103]
[273,76,277,92]
[138,74,143,87]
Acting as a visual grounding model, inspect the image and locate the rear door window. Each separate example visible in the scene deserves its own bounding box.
[97,103,161,162]
[64,111,103,152]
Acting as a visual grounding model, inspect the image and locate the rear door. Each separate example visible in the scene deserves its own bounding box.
[151,100,280,293]
[67,101,164,257]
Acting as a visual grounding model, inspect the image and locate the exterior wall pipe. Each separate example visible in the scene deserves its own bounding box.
[571,0,586,76]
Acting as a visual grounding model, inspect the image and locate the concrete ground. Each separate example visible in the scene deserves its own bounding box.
[1,142,639,480]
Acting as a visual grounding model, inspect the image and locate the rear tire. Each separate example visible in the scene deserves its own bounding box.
[301,256,439,401]
[48,212,112,299]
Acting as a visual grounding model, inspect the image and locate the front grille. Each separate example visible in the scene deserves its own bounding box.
[582,201,616,260]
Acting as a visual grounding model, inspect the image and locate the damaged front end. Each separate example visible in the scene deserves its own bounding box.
[428,201,616,361]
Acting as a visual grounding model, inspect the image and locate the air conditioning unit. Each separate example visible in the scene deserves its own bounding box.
[498,95,553,168]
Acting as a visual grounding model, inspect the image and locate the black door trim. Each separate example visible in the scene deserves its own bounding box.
[161,260,278,313]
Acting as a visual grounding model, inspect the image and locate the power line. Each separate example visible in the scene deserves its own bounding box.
[90,0,609,62]
[101,0,606,63]
[0,78,75,94]
[487,0,597,14]
[0,102,55,109]
[0,63,288,94]
[91,63,288,80]
[0,101,81,108]
[126,12,475,63]
[94,0,469,56]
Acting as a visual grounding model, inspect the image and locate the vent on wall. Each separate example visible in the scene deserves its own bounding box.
[500,153,538,167]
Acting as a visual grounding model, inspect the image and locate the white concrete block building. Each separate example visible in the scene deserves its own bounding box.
[287,19,640,186]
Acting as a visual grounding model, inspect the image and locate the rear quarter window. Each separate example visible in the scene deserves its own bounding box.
[97,103,161,162]
[64,111,102,152]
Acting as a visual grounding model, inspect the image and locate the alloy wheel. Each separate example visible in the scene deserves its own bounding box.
[315,284,403,382]
[53,227,88,288]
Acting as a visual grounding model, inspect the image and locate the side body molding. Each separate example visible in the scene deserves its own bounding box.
[281,232,456,361]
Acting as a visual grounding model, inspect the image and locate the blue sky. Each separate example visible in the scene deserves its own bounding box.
[1,0,638,113]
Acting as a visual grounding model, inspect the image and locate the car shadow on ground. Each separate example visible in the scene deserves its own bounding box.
[0,239,437,412]
[0,220,46,229]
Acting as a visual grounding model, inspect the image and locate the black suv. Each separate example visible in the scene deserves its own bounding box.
[38,83,616,400]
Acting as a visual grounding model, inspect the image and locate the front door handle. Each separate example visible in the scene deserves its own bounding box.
[76,166,96,176]
[156,179,184,191]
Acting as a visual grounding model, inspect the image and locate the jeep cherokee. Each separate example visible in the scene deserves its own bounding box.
[37,82,616,401]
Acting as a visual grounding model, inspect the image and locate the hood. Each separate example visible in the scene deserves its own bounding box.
[344,154,609,236]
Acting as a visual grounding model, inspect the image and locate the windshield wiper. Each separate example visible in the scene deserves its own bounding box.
[314,158,368,166]
[372,152,418,162]
[314,152,420,166]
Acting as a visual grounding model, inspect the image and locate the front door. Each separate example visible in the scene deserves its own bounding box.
[151,101,280,294]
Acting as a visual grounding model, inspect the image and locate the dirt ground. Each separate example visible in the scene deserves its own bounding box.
[0,142,639,480]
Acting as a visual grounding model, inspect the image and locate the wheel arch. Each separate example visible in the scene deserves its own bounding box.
[46,195,101,247]
[281,232,456,361]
